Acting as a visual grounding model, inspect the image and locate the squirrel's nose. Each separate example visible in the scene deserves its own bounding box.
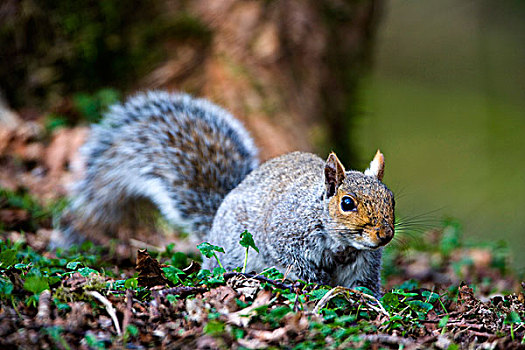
[375,225,394,246]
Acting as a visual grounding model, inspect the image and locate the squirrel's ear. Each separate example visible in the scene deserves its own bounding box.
[325,152,346,198]
[364,150,385,181]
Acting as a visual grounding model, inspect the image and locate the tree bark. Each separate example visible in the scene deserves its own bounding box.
[143,0,383,163]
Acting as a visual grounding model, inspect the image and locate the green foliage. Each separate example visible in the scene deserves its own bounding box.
[197,242,225,269]
[163,266,185,284]
[23,274,49,294]
[204,320,226,336]
[0,188,65,232]
[0,233,108,305]
[239,230,259,253]
[0,1,211,109]
[239,230,258,273]
[0,207,521,348]
[84,333,105,350]
[73,88,121,123]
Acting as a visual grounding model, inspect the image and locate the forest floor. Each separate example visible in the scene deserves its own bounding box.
[0,117,524,349]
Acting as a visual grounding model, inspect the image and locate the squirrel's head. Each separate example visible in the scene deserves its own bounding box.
[324,150,395,250]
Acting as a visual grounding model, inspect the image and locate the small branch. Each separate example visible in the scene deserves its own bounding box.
[155,286,207,298]
[358,334,416,346]
[313,287,339,314]
[122,289,133,333]
[87,291,122,336]
[468,330,494,339]
[313,287,389,318]
[446,322,485,330]
[36,289,51,326]
[223,272,296,292]
[349,288,389,318]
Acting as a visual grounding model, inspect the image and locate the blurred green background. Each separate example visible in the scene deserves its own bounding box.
[356,0,525,270]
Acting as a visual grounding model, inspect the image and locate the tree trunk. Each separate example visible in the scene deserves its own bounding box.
[143,0,383,163]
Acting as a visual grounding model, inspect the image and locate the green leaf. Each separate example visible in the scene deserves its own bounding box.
[438,315,449,328]
[78,267,98,276]
[170,252,188,268]
[24,275,49,294]
[0,277,14,296]
[381,292,400,309]
[232,327,245,340]
[197,242,225,258]
[268,306,291,321]
[84,333,105,350]
[354,286,374,296]
[66,261,82,270]
[407,300,433,319]
[308,288,330,301]
[0,249,17,268]
[126,324,139,336]
[239,230,259,253]
[505,311,523,325]
[55,302,71,311]
[396,279,419,290]
[162,266,185,284]
[334,314,357,326]
[203,320,225,336]
[124,278,138,289]
[260,267,284,280]
[166,295,178,304]
[422,290,440,303]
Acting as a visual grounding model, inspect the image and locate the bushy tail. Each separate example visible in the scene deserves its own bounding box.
[51,91,259,248]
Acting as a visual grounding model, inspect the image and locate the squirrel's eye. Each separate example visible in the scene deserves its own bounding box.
[340,196,357,212]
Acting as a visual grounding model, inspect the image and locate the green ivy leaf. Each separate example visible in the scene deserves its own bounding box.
[162,266,185,284]
[239,230,259,253]
[78,267,98,276]
[0,277,14,296]
[203,320,225,336]
[0,249,17,268]
[66,261,82,270]
[505,311,522,325]
[197,242,225,258]
[407,300,433,319]
[124,278,138,289]
[308,288,330,301]
[24,275,49,294]
[438,315,449,328]
[422,290,440,303]
[126,324,139,336]
[166,295,178,304]
[381,292,400,310]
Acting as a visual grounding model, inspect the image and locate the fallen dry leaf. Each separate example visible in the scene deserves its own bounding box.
[226,290,272,327]
[136,249,170,288]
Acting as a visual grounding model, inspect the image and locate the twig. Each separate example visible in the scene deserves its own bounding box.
[313,287,389,318]
[358,334,416,346]
[36,289,51,326]
[155,286,207,298]
[122,289,133,333]
[349,288,389,318]
[313,287,339,314]
[468,330,494,339]
[149,292,161,321]
[446,322,484,330]
[223,272,296,292]
[87,291,122,336]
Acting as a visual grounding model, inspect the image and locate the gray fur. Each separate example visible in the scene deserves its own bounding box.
[205,152,392,296]
[52,91,395,296]
[51,91,258,247]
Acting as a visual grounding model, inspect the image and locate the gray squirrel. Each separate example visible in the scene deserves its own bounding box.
[51,91,395,295]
